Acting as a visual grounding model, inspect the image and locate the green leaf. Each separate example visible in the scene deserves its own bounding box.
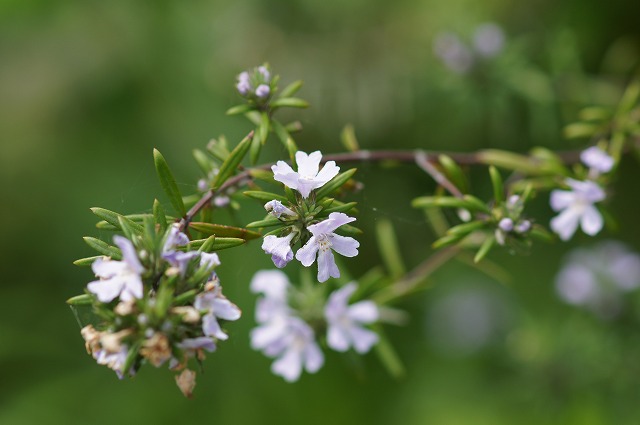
[340,124,359,152]
[174,289,199,305]
[279,80,303,98]
[118,216,139,240]
[321,201,358,214]
[226,104,253,116]
[189,222,261,240]
[91,207,145,234]
[250,135,262,165]
[286,138,298,162]
[193,149,214,174]
[258,112,270,145]
[66,294,93,305]
[122,342,141,378]
[474,235,495,263]
[285,121,303,133]
[248,168,277,185]
[447,220,486,236]
[271,97,309,109]
[375,219,405,279]
[246,217,284,228]
[337,224,362,236]
[617,79,640,115]
[153,199,168,233]
[153,149,186,216]
[489,166,504,204]
[243,190,288,204]
[73,256,103,267]
[83,237,122,260]
[432,233,466,249]
[189,237,246,251]
[373,326,405,379]
[315,168,357,199]
[563,122,600,139]
[284,186,298,204]
[212,133,253,188]
[272,119,291,145]
[207,137,230,162]
[412,196,488,213]
[438,154,468,193]
[478,149,555,175]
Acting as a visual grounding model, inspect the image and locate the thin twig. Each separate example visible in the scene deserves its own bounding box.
[415,151,464,198]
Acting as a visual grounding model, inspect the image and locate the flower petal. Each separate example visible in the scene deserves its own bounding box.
[114,235,144,274]
[250,270,290,298]
[325,283,357,320]
[327,325,350,352]
[272,347,303,382]
[550,206,581,241]
[317,249,340,283]
[303,341,324,373]
[348,301,379,323]
[580,205,603,236]
[330,234,359,258]
[308,213,356,235]
[313,160,340,186]
[348,326,379,354]
[295,237,319,267]
[92,257,127,279]
[119,275,143,301]
[202,313,228,340]
[295,151,322,179]
[87,277,124,303]
[212,298,242,321]
[549,190,575,211]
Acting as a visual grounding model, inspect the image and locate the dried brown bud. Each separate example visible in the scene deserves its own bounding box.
[140,332,172,367]
[114,300,136,316]
[80,325,101,354]
[171,306,200,324]
[175,369,197,398]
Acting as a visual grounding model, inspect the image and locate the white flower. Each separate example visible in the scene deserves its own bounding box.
[87,236,144,303]
[581,146,614,174]
[271,151,340,198]
[555,241,640,318]
[194,285,241,340]
[267,317,324,382]
[250,270,293,350]
[200,252,221,269]
[264,200,296,218]
[325,283,379,353]
[163,224,189,253]
[262,233,295,268]
[550,179,605,241]
[296,213,360,283]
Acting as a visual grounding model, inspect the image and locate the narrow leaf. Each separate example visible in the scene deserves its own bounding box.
[246,217,284,228]
[375,219,406,279]
[258,112,270,145]
[279,80,303,98]
[189,222,261,240]
[373,326,405,379]
[153,199,168,233]
[271,97,309,109]
[340,124,359,152]
[474,235,495,263]
[212,133,253,188]
[207,137,230,162]
[489,166,504,204]
[226,104,253,116]
[315,168,357,199]
[83,237,122,260]
[272,119,290,145]
[73,256,103,267]
[189,237,246,251]
[243,190,288,204]
[66,294,93,306]
[153,149,186,216]
[91,207,144,234]
[438,154,468,193]
[250,135,262,165]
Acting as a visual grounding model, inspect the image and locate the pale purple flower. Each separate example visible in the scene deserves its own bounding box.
[177,337,217,353]
[433,32,474,74]
[236,71,251,96]
[163,251,200,276]
[264,200,296,218]
[213,195,230,208]
[515,220,531,233]
[555,241,640,318]
[498,218,513,232]
[296,212,360,283]
[87,236,144,303]
[262,233,296,268]
[271,151,340,198]
[250,270,291,324]
[255,84,270,98]
[550,179,605,241]
[581,146,614,174]
[325,283,379,353]
[93,346,129,379]
[473,23,505,58]
[200,252,221,269]
[267,317,324,382]
[194,285,241,340]
[258,65,271,81]
[163,224,189,253]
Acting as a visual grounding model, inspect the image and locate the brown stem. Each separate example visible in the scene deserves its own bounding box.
[178,147,585,231]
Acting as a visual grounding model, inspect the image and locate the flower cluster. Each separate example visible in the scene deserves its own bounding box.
[494,195,533,246]
[549,146,613,241]
[250,270,379,382]
[259,150,360,282]
[79,224,241,397]
[236,64,273,101]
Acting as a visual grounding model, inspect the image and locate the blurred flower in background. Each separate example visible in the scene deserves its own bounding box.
[555,241,640,319]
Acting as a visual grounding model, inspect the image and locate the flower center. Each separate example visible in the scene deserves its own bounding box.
[317,234,332,252]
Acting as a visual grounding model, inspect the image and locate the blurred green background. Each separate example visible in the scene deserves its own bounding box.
[2,0,640,424]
